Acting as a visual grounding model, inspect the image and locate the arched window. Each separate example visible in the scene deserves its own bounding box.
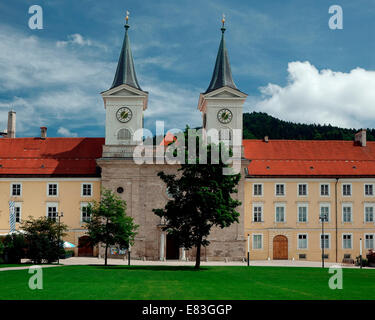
[118,128,132,141]
[219,128,232,141]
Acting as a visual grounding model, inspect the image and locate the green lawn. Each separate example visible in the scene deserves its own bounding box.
[0,265,374,300]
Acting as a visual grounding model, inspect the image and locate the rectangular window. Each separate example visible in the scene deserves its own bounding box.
[321,234,330,249]
[275,205,285,222]
[82,183,92,197]
[365,234,374,249]
[299,254,306,259]
[48,183,58,196]
[320,184,330,196]
[365,184,374,196]
[14,205,21,223]
[47,205,58,222]
[253,184,263,196]
[298,234,308,249]
[343,234,352,249]
[343,205,352,222]
[298,184,307,196]
[275,184,285,196]
[342,184,351,196]
[298,205,308,222]
[253,234,262,249]
[11,183,22,196]
[320,204,330,222]
[81,204,91,223]
[253,205,263,222]
[365,205,374,222]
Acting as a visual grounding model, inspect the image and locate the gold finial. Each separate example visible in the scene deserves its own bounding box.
[125,10,130,22]
[222,13,225,27]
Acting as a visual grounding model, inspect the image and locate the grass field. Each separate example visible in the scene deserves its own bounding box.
[0,265,374,300]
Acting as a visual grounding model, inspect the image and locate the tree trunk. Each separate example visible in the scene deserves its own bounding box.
[104,243,108,266]
[195,243,201,269]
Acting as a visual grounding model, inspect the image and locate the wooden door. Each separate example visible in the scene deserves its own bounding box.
[166,234,179,260]
[78,236,93,257]
[273,235,288,260]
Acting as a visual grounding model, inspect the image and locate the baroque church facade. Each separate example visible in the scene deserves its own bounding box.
[97,17,248,261]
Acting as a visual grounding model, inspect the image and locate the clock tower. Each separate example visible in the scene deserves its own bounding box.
[101,13,148,148]
[197,17,247,145]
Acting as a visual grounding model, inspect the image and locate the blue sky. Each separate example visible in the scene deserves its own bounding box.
[0,0,374,137]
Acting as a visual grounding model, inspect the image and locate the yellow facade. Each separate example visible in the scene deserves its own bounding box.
[245,178,375,262]
[0,178,100,255]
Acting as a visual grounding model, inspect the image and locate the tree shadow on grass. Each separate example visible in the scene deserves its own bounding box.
[88,265,210,272]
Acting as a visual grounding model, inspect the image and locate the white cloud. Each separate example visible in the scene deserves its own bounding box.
[57,127,78,137]
[56,33,107,50]
[254,61,375,128]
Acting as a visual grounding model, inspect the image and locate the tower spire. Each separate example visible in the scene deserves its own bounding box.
[111,11,142,90]
[205,15,238,93]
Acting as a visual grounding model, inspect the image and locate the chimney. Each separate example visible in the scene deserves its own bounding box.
[40,127,47,139]
[7,110,16,138]
[355,129,366,147]
[263,136,269,143]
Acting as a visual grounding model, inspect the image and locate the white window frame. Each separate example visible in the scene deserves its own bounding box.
[46,202,58,221]
[297,233,308,249]
[47,182,59,197]
[253,183,263,197]
[319,203,330,223]
[364,203,375,223]
[275,203,286,223]
[320,233,331,249]
[14,202,22,223]
[10,183,22,197]
[365,233,375,250]
[342,183,352,197]
[297,183,308,197]
[320,183,330,197]
[80,202,91,223]
[364,184,375,197]
[252,234,263,250]
[275,183,286,197]
[342,203,353,223]
[252,203,263,222]
[297,203,308,223]
[81,183,93,197]
[342,233,353,249]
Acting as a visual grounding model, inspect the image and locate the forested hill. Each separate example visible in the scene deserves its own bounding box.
[243,112,375,141]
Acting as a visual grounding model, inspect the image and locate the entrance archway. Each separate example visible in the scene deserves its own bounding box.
[273,235,288,260]
[166,234,179,260]
[78,236,93,257]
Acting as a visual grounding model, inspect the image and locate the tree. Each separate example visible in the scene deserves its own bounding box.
[153,129,242,269]
[85,189,138,266]
[22,217,67,264]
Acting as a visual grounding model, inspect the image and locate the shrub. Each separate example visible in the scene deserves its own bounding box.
[3,233,26,264]
[355,255,369,267]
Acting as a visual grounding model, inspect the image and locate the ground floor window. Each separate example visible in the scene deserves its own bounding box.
[253,234,262,249]
[342,234,352,249]
[365,234,374,249]
[298,234,308,249]
[47,204,58,221]
[320,234,330,249]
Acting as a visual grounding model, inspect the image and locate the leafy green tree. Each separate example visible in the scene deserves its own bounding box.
[22,217,67,264]
[85,189,138,266]
[153,129,242,269]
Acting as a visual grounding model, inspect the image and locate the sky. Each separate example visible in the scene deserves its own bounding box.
[0,0,374,137]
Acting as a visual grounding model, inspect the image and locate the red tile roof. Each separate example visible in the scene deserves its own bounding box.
[243,139,375,177]
[0,138,104,176]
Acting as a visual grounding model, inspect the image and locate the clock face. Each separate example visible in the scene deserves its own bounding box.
[217,108,233,124]
[116,107,132,123]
